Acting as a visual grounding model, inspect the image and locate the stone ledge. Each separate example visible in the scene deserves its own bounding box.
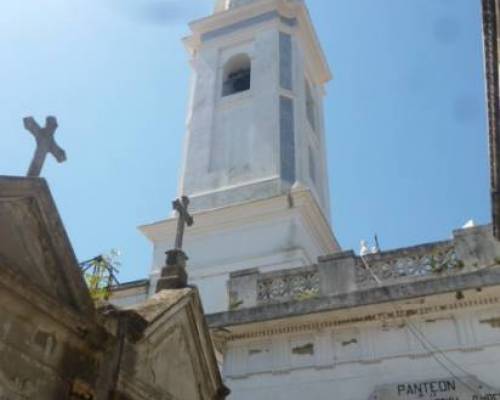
[111,279,149,292]
[207,267,500,328]
[318,250,355,263]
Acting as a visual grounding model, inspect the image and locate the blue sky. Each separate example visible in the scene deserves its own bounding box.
[0,0,489,282]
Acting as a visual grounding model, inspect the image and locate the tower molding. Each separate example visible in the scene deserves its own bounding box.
[184,0,331,85]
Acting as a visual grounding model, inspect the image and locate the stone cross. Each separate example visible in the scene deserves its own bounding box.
[23,116,66,177]
[156,196,194,291]
[172,195,194,250]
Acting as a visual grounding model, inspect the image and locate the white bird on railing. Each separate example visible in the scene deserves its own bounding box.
[462,220,476,229]
[360,240,370,256]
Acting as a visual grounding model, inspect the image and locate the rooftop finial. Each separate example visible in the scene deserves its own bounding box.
[462,220,476,229]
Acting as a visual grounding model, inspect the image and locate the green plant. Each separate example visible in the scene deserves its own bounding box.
[228,290,244,310]
[229,299,244,311]
[430,256,445,274]
[80,250,120,301]
[429,253,465,274]
[294,291,319,302]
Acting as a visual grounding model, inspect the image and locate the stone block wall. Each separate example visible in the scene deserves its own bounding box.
[0,287,109,400]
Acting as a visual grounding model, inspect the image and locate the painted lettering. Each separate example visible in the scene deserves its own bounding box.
[397,380,458,397]
[473,393,500,400]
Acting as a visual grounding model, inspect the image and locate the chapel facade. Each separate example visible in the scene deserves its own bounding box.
[111,1,500,399]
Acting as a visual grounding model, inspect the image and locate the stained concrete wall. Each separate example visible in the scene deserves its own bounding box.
[222,296,500,400]
[0,285,107,400]
[211,225,500,399]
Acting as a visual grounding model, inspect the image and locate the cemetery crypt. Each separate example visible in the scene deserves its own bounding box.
[0,117,228,398]
[110,0,500,399]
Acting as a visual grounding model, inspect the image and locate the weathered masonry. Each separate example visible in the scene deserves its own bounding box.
[0,176,227,400]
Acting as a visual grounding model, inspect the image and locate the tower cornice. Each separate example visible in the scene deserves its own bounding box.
[139,189,340,255]
[183,0,331,84]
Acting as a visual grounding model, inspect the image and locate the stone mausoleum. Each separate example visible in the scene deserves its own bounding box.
[109,0,500,399]
[0,176,227,399]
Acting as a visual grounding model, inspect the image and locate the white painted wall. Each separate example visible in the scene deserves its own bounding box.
[223,307,500,400]
[180,0,331,219]
[181,25,281,205]
[144,191,338,313]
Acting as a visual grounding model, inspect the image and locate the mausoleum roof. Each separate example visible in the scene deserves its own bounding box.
[0,176,95,318]
[131,287,193,323]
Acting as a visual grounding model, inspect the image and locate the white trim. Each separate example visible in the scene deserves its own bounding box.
[139,189,339,252]
[187,175,281,199]
[184,0,331,84]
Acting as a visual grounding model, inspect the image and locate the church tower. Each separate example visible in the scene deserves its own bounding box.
[141,0,340,313]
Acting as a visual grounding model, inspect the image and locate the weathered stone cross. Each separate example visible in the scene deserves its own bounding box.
[156,196,194,291]
[23,116,66,177]
[172,195,194,250]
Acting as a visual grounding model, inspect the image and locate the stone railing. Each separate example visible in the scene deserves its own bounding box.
[354,244,465,290]
[257,267,320,304]
[226,226,499,310]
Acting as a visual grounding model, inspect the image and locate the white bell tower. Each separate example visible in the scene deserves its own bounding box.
[141,0,340,313]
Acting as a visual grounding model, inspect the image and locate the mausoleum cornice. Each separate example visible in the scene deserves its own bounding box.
[208,289,500,345]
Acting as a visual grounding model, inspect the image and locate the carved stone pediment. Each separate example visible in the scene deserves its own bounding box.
[0,177,94,317]
[143,325,199,399]
[120,288,228,400]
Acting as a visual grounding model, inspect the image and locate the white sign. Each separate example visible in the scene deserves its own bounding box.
[370,377,499,400]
